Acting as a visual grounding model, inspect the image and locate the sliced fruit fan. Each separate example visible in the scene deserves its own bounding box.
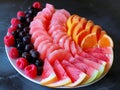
[4,2,114,88]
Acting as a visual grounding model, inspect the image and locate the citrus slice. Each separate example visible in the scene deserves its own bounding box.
[85,20,94,31]
[91,25,102,40]
[72,18,87,40]
[81,33,98,50]
[67,14,81,27]
[98,34,113,48]
[75,30,90,45]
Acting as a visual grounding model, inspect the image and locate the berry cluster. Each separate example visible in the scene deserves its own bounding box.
[4,2,44,78]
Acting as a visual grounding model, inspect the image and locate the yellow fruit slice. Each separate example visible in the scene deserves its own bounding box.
[75,30,90,45]
[98,34,113,48]
[81,33,98,50]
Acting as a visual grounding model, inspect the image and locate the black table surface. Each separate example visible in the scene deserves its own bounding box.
[0,0,120,90]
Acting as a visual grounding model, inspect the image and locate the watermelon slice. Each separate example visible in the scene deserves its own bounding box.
[85,47,113,54]
[75,55,105,79]
[87,52,113,72]
[61,60,86,87]
[47,60,72,87]
[69,59,99,84]
[40,59,57,85]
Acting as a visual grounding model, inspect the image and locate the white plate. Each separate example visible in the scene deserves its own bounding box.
[5,45,113,88]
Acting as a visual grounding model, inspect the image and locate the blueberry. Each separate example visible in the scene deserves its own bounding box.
[25,43,34,51]
[25,13,33,18]
[22,52,30,60]
[17,42,24,49]
[26,17,33,23]
[28,6,34,10]
[12,30,18,38]
[37,66,43,75]
[35,59,44,66]
[23,36,31,44]
[19,16,26,23]
[19,31,26,37]
[18,23,25,29]
[23,27,30,33]
[30,49,39,59]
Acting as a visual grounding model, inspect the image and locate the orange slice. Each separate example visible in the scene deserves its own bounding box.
[67,22,78,37]
[67,14,81,28]
[81,33,98,50]
[91,25,102,40]
[72,18,87,40]
[75,30,90,45]
[85,20,94,31]
[98,34,113,48]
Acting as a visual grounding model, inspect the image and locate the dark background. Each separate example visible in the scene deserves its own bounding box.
[0,0,120,90]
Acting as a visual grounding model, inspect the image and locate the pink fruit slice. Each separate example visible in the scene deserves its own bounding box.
[59,35,68,48]
[61,60,86,87]
[53,32,66,44]
[40,59,57,85]
[47,60,72,87]
[31,30,49,44]
[85,47,113,54]
[75,55,105,78]
[87,52,113,71]
[64,37,72,52]
[39,43,53,60]
[69,59,99,84]
[48,25,66,34]
[46,44,60,57]
[70,41,78,55]
[47,49,72,64]
[34,35,52,49]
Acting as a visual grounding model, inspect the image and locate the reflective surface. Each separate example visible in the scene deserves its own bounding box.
[0,0,120,90]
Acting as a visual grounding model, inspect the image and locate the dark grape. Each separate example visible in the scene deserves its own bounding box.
[25,43,34,51]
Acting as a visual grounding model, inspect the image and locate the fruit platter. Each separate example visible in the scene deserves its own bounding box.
[4,2,114,88]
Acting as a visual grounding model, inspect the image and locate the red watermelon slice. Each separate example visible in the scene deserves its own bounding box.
[47,60,72,87]
[61,60,86,87]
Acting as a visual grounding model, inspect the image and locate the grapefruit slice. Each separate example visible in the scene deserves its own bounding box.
[40,59,57,85]
[47,60,72,87]
[69,59,99,84]
[61,60,86,87]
